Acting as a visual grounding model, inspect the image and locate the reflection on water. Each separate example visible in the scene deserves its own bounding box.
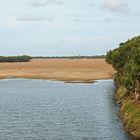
[0,79,134,140]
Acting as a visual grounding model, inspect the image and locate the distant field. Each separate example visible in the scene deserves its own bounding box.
[0,59,115,83]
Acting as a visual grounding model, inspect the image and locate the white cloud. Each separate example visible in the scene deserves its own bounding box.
[17,16,53,22]
[27,0,48,7]
[50,0,64,5]
[86,3,95,7]
[99,17,119,22]
[0,17,19,29]
[27,0,64,7]
[103,0,129,13]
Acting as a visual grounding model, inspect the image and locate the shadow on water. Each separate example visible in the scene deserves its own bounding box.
[0,79,137,140]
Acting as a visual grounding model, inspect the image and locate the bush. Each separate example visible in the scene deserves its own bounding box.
[0,55,31,62]
[106,36,140,92]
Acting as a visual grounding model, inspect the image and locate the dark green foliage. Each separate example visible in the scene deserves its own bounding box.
[107,36,140,138]
[106,36,140,91]
[0,55,31,62]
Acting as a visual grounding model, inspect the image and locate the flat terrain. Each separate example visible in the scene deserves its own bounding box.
[0,59,115,83]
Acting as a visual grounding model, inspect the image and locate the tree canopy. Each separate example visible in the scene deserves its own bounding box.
[106,36,140,91]
[0,55,31,62]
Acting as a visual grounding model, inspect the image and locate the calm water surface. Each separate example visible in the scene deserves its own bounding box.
[0,79,134,140]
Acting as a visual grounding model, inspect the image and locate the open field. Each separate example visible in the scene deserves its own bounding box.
[0,59,115,83]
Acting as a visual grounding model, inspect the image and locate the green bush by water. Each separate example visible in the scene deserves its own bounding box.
[106,35,140,138]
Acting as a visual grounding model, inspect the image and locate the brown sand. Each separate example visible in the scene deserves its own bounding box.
[0,59,115,83]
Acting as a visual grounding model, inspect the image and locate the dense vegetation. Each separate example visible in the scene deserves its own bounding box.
[106,36,140,138]
[106,36,140,99]
[0,55,31,62]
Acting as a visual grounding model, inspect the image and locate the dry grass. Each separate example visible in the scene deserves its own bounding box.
[0,59,115,83]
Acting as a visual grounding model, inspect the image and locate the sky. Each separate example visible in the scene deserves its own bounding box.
[0,0,140,56]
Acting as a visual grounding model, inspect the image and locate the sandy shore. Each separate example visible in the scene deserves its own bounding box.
[0,59,115,83]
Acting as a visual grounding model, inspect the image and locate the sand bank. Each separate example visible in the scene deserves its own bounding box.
[0,59,115,83]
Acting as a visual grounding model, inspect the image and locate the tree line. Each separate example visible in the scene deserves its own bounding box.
[106,36,140,100]
[33,55,105,59]
[0,55,32,62]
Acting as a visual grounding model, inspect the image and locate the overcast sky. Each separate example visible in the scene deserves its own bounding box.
[0,0,140,56]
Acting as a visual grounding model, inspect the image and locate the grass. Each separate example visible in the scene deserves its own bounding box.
[119,98,140,138]
[115,86,127,101]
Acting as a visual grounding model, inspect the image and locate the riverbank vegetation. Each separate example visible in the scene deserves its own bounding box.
[106,36,140,138]
[0,55,31,62]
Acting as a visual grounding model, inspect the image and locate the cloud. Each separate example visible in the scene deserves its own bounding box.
[0,17,19,29]
[17,16,53,22]
[103,0,129,13]
[27,0,48,7]
[6,18,18,28]
[27,0,64,7]
[86,3,95,7]
[99,17,119,22]
[50,0,64,5]
[73,19,80,23]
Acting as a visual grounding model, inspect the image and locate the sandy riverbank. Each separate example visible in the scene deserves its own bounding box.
[0,59,115,83]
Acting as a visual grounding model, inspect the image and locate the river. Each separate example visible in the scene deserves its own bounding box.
[0,79,134,140]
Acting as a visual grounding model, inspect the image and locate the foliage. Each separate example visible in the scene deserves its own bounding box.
[106,36,140,90]
[106,36,140,138]
[115,86,127,101]
[120,99,140,137]
[0,55,31,62]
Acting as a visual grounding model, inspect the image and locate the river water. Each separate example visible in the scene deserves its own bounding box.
[0,79,134,140]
